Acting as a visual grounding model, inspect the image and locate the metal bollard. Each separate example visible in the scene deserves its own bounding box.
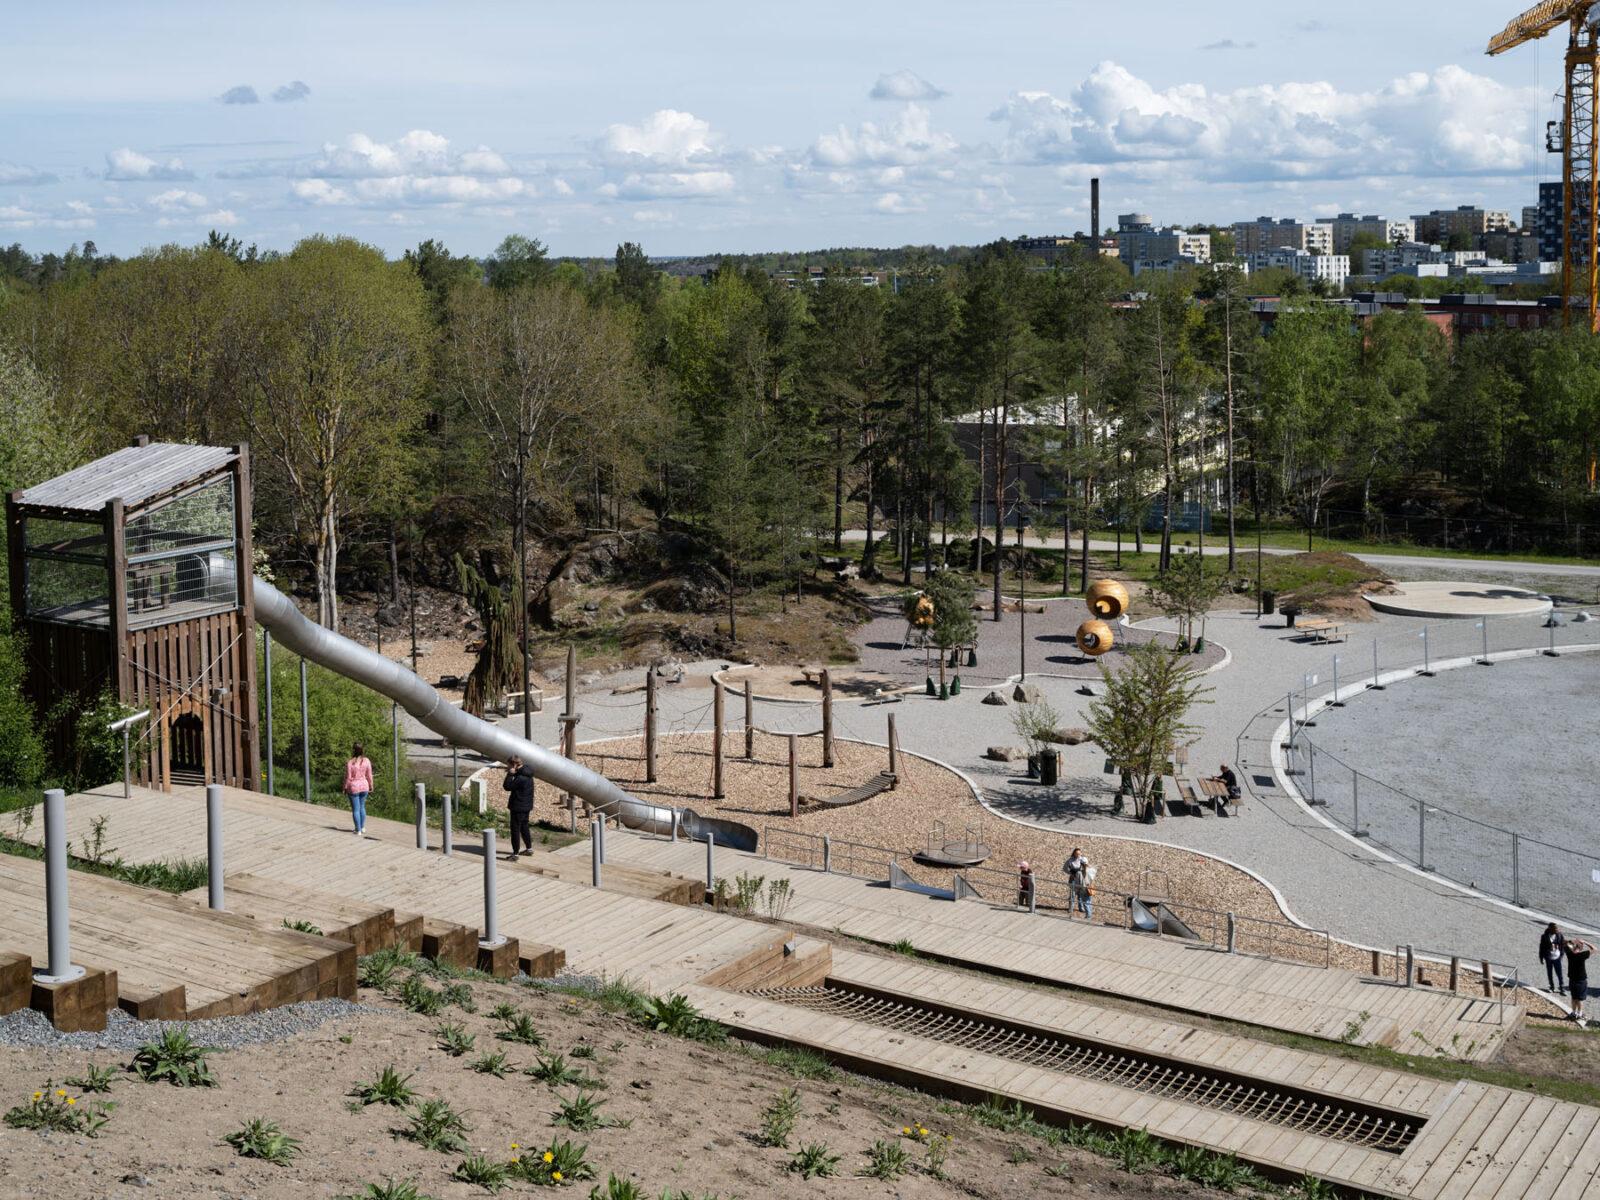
[38,789,83,983]
[591,820,603,888]
[414,781,427,850]
[598,817,607,865]
[206,784,225,911]
[705,830,715,892]
[1028,886,1037,914]
[441,792,453,856]
[1370,638,1384,690]
[1226,912,1237,954]
[1511,832,1521,906]
[822,835,832,874]
[1352,773,1368,837]
[1330,655,1343,706]
[481,829,500,946]
[1404,944,1415,987]
[670,808,678,843]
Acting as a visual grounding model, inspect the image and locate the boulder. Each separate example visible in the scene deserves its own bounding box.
[1012,683,1044,705]
[982,690,1008,706]
[985,745,1027,762]
[1047,727,1093,746]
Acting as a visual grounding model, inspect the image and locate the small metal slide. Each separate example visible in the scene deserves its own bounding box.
[1127,896,1202,940]
[254,580,758,852]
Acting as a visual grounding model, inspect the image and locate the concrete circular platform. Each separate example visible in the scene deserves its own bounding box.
[1363,581,1551,620]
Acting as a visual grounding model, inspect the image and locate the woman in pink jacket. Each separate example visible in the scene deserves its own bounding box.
[343,742,373,835]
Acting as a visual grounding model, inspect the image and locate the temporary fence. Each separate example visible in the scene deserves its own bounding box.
[1262,611,1600,932]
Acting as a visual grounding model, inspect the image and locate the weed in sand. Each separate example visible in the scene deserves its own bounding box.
[471,1051,514,1078]
[889,939,918,957]
[488,1002,519,1023]
[339,1179,436,1200]
[586,1176,644,1200]
[224,1117,301,1165]
[128,1029,218,1088]
[452,1154,509,1193]
[398,974,447,1016]
[506,1137,595,1187]
[402,1098,472,1153]
[861,1139,911,1180]
[757,1087,802,1148]
[755,1046,835,1081]
[569,1044,598,1061]
[352,1065,417,1108]
[787,1142,841,1180]
[498,1012,544,1046]
[435,1022,476,1057]
[553,1090,624,1132]
[4,1084,114,1137]
[63,1064,116,1093]
[639,994,725,1044]
[526,1053,597,1089]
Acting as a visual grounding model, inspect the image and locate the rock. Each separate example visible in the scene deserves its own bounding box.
[653,657,685,682]
[376,602,407,628]
[578,672,602,686]
[985,745,1027,761]
[1047,727,1092,746]
[438,674,464,690]
[1013,683,1044,704]
[582,599,599,612]
[982,690,1008,706]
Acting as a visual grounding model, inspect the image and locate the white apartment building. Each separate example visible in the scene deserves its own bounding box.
[1361,242,1489,275]
[1246,247,1350,288]
[1232,216,1333,255]
[1115,220,1211,265]
[1315,213,1415,254]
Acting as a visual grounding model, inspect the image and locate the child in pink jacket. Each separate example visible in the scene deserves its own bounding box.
[343,742,373,835]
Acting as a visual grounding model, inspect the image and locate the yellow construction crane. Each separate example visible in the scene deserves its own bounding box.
[1489,0,1600,330]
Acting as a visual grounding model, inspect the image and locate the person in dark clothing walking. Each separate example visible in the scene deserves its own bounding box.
[1566,937,1592,1027]
[503,756,535,858]
[1540,923,1567,993]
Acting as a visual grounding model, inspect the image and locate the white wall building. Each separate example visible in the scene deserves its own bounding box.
[1116,220,1211,265]
[1246,247,1350,288]
[1232,216,1333,255]
[1315,213,1415,254]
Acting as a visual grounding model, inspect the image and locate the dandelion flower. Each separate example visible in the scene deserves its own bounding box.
[543,1151,554,1163]
[31,1091,41,1101]
[902,1126,911,1135]
[65,1097,76,1106]
[510,1157,520,1165]
[55,1089,65,1097]
[552,1170,563,1182]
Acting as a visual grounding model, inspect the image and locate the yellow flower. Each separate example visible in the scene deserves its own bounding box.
[54,1089,65,1097]
[510,1157,520,1165]
[552,1171,563,1182]
[31,1091,41,1101]
[65,1097,76,1106]
[902,1126,911,1135]
[543,1152,554,1163]
[918,1126,928,1135]
[510,1143,520,1150]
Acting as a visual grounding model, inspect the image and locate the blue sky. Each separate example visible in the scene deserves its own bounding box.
[0,1,1569,257]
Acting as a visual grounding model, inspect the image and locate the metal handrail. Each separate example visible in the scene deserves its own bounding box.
[1391,944,1521,1025]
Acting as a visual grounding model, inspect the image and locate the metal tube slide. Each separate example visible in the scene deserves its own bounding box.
[253,580,757,851]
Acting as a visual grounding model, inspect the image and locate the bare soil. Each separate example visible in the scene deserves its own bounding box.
[0,971,1252,1200]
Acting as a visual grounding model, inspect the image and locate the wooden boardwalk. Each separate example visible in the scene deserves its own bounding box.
[688,950,1600,1200]
[573,829,1519,1061]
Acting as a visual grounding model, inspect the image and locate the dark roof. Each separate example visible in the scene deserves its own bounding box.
[16,443,237,513]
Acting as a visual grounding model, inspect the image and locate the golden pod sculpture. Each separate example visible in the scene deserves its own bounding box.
[1076,619,1114,656]
[1085,579,1130,620]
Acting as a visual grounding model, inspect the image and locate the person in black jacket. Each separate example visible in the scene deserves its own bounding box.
[503,756,535,858]
[1566,937,1591,1026]
[1540,923,1567,993]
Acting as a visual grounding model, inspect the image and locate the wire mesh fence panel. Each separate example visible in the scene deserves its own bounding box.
[1516,837,1600,931]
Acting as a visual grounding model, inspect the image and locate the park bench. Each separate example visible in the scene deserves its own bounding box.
[1172,779,1203,817]
[1294,617,1346,644]
[1197,775,1240,816]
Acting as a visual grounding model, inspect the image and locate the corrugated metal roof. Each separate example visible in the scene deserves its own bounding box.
[16,443,237,513]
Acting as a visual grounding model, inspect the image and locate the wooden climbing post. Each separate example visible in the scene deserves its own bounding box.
[1481,960,1493,997]
[645,669,658,784]
[887,713,899,788]
[1449,956,1460,992]
[821,668,834,768]
[744,679,754,759]
[564,644,577,715]
[1370,949,1381,976]
[788,734,798,818]
[712,680,725,799]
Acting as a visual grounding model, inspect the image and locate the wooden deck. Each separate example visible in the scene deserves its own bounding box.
[688,950,1600,1199]
[571,829,1520,1062]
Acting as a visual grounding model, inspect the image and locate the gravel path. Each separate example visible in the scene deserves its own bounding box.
[0,998,381,1052]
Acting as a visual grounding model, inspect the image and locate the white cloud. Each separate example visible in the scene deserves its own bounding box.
[201,209,239,226]
[991,61,1535,181]
[301,131,513,179]
[1200,39,1256,51]
[631,209,675,224]
[0,162,56,186]
[603,110,717,165]
[552,177,574,196]
[272,80,311,103]
[291,179,354,205]
[870,70,948,102]
[0,203,95,230]
[813,104,958,168]
[598,170,735,199]
[873,191,924,214]
[104,147,194,181]
[149,188,208,212]
[219,84,259,105]
[293,172,527,207]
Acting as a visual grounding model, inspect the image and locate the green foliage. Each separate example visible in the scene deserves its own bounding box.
[225,1117,301,1165]
[359,947,408,990]
[506,1138,595,1187]
[434,1022,475,1057]
[861,1138,911,1180]
[351,1065,417,1108]
[471,1051,513,1078]
[398,974,448,1016]
[282,917,323,935]
[63,1064,116,1093]
[0,626,43,789]
[568,1043,598,1060]
[260,640,401,802]
[402,1097,472,1153]
[924,568,977,653]
[756,1046,836,1081]
[1112,1126,1163,1174]
[488,1002,519,1023]
[1086,640,1211,820]
[757,1087,802,1148]
[638,993,725,1043]
[1145,551,1226,646]
[890,938,918,957]
[497,1011,544,1046]
[127,1029,218,1087]
[787,1141,841,1179]
[120,857,210,891]
[342,1178,437,1200]
[525,1053,597,1089]
[586,1177,644,1200]
[452,1155,509,1193]
[1011,698,1063,759]
[4,1083,114,1136]
[552,1090,621,1132]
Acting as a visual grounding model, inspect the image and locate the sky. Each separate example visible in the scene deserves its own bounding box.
[0,1,1572,258]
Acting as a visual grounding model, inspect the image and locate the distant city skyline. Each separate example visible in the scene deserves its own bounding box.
[0,1,1569,257]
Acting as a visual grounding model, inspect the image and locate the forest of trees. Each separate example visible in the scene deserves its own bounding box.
[3,229,1600,662]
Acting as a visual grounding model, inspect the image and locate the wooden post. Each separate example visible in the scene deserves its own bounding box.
[712,681,725,799]
[233,445,260,791]
[1481,960,1493,997]
[887,713,899,787]
[743,679,754,759]
[1449,956,1460,992]
[788,733,798,818]
[645,669,658,784]
[564,644,577,716]
[1370,948,1381,976]
[821,668,834,768]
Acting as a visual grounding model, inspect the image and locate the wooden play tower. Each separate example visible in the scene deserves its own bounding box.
[5,438,260,790]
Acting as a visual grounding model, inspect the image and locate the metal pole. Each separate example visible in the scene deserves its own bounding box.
[481,828,499,945]
[1404,944,1415,987]
[1330,655,1342,706]
[1226,912,1237,954]
[645,669,658,783]
[39,789,81,983]
[591,820,602,888]
[391,702,400,800]
[788,734,799,818]
[1352,772,1368,837]
[1478,618,1492,665]
[744,679,754,759]
[887,713,899,779]
[299,657,311,802]
[670,808,678,843]
[1370,638,1384,690]
[712,681,725,798]
[1302,674,1316,726]
[1512,831,1521,906]
[263,631,275,794]
[1028,885,1038,914]
[1307,743,1316,804]
[1285,690,1297,750]
[1418,801,1428,870]
[1547,620,1561,657]
[206,784,224,911]
[441,790,453,856]
[452,744,459,809]
[122,727,132,798]
[1420,627,1433,676]
[414,781,427,850]
[705,830,715,893]
[1019,556,1027,682]
[598,815,606,864]
[821,669,834,767]
[822,835,832,874]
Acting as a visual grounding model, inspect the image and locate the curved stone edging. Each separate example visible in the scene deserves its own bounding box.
[1267,643,1600,953]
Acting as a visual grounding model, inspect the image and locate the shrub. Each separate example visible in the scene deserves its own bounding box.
[452,1155,509,1193]
[758,1087,801,1149]
[860,1139,911,1180]
[0,626,43,788]
[261,642,402,802]
[3,1084,114,1137]
[359,947,409,990]
[398,974,447,1016]
[128,1029,218,1087]
[787,1142,841,1180]
[506,1138,595,1187]
[402,1098,471,1153]
[224,1117,301,1165]
[352,1065,416,1108]
[639,994,724,1043]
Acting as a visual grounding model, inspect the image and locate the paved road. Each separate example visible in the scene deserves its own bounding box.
[836,528,1600,579]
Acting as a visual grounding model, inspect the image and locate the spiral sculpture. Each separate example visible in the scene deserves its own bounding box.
[1076,618,1114,656]
[1085,579,1130,621]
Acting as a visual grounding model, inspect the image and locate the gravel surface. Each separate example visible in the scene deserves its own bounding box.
[0,998,382,1052]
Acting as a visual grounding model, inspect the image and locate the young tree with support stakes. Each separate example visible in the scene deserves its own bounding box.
[1145,551,1225,651]
[924,568,977,697]
[1085,641,1210,823]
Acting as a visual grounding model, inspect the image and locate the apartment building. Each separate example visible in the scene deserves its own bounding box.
[1231,216,1333,255]
[1246,247,1350,288]
[1315,213,1415,254]
[1411,206,1513,244]
[1535,182,1563,263]
[1114,215,1211,265]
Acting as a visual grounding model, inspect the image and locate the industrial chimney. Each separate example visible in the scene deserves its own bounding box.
[1090,177,1100,244]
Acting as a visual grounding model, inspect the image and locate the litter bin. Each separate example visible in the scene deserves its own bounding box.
[1261,589,1277,616]
[1281,604,1301,628]
[1039,749,1059,786]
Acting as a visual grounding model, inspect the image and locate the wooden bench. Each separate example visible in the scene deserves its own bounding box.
[1172,780,1203,817]
[1197,776,1239,816]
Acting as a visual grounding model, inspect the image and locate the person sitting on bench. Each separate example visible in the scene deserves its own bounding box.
[1211,763,1241,801]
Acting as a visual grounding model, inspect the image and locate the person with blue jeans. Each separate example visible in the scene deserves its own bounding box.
[1541,923,1567,993]
[343,742,373,836]
[1066,848,1093,921]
